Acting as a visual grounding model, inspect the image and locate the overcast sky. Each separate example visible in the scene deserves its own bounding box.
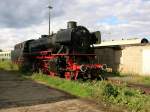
[0,0,150,50]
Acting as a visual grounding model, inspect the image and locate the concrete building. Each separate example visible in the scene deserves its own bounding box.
[0,51,11,60]
[94,38,150,76]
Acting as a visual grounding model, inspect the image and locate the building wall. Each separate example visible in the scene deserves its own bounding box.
[140,46,150,75]
[0,51,11,60]
[95,45,150,75]
[119,46,143,74]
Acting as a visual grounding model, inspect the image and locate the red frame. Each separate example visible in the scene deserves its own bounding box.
[30,50,103,80]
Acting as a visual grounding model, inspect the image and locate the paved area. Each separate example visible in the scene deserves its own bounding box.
[0,99,106,112]
[0,71,108,112]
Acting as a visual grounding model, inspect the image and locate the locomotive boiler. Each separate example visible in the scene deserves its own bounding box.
[12,21,105,80]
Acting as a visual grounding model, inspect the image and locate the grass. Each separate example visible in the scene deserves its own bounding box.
[0,60,18,71]
[30,73,92,97]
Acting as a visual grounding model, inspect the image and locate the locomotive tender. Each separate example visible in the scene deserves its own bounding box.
[12,21,105,80]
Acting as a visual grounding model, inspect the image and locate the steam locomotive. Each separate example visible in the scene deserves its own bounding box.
[12,21,106,80]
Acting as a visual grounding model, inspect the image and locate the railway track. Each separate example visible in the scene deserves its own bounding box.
[127,83,150,94]
[107,77,150,95]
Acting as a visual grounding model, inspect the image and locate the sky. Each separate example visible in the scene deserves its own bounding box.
[0,0,150,50]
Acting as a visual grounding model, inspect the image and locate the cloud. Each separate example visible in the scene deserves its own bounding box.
[0,0,64,28]
[0,0,150,50]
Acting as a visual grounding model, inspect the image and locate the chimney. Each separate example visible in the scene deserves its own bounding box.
[67,21,77,29]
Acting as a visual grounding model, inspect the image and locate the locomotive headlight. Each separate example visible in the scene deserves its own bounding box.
[80,65,88,72]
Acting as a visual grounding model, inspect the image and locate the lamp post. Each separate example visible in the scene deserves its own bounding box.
[48,4,53,36]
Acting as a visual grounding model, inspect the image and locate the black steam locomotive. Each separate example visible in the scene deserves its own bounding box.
[12,21,105,80]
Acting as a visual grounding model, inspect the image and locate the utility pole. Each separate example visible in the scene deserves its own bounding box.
[48,0,53,36]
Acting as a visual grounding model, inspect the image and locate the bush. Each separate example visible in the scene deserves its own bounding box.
[91,81,150,112]
[102,83,118,97]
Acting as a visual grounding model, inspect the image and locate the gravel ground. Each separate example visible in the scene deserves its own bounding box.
[0,71,108,112]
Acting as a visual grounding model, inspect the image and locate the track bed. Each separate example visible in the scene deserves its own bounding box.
[107,76,150,94]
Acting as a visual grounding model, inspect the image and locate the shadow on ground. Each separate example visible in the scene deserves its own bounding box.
[0,70,77,109]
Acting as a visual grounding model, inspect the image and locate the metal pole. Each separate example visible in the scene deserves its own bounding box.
[48,0,52,36]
